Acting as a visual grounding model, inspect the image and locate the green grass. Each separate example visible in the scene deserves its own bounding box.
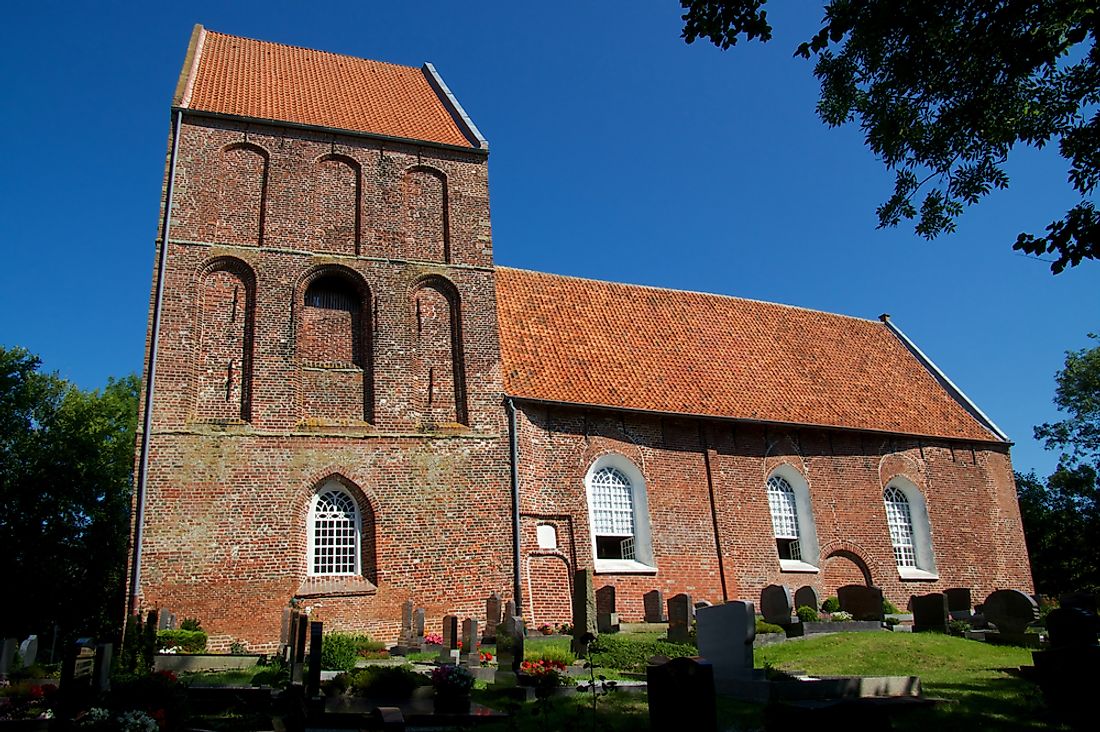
[179,665,271,686]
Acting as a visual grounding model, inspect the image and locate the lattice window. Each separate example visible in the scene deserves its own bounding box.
[591,467,635,537]
[884,486,916,568]
[310,486,360,575]
[767,475,800,539]
[305,279,356,311]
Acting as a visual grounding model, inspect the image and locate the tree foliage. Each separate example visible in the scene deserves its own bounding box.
[681,1,1099,272]
[1014,336,1100,595]
[0,346,139,640]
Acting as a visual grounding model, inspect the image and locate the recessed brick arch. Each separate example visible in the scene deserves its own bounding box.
[410,274,467,426]
[820,541,880,599]
[217,141,269,246]
[401,165,449,263]
[311,153,361,255]
[192,256,256,422]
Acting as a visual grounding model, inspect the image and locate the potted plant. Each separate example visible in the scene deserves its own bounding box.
[430,665,474,713]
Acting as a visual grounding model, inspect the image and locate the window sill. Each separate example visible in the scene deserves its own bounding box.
[779,560,819,573]
[594,559,657,575]
[897,567,939,581]
[296,575,377,598]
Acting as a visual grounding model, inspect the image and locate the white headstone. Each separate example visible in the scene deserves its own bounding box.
[696,601,756,684]
[18,635,38,667]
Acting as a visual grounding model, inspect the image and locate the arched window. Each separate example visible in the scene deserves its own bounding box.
[308,482,361,576]
[765,466,820,572]
[883,478,938,579]
[585,455,655,573]
[301,275,362,365]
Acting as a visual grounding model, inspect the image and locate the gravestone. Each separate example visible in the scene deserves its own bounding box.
[292,613,309,683]
[280,608,293,648]
[695,600,713,610]
[504,599,517,621]
[945,588,972,619]
[400,599,414,639]
[307,621,323,698]
[667,593,695,644]
[18,635,38,668]
[838,585,885,621]
[494,615,525,686]
[413,608,426,646]
[760,584,794,625]
[644,589,667,623]
[0,638,16,676]
[910,593,949,633]
[1046,606,1099,649]
[93,643,112,692]
[696,601,755,684]
[596,585,619,633]
[1059,592,1098,614]
[483,592,502,642]
[983,589,1039,635]
[1030,604,1100,730]
[157,610,175,630]
[648,656,717,732]
[794,586,820,614]
[439,615,460,664]
[572,568,598,655]
[461,618,480,667]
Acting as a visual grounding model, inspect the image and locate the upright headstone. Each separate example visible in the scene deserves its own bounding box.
[18,635,38,668]
[461,618,480,667]
[983,589,1039,636]
[413,608,426,647]
[1059,592,1098,614]
[504,599,517,621]
[1030,604,1100,730]
[910,593,949,633]
[760,585,794,625]
[400,599,414,642]
[596,585,619,633]
[93,643,113,692]
[794,586,820,614]
[667,593,695,644]
[483,592,502,642]
[307,621,323,698]
[572,568,598,655]
[280,608,293,648]
[0,638,17,677]
[493,615,525,686]
[696,601,755,685]
[643,589,667,623]
[648,656,718,732]
[945,588,972,619]
[157,611,175,630]
[439,615,460,664]
[293,613,308,684]
[837,585,885,621]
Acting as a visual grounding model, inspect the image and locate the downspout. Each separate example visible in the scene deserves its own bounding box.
[506,398,523,614]
[698,422,729,602]
[129,109,184,616]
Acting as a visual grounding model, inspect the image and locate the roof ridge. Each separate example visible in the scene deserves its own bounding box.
[203,28,423,74]
[495,265,881,325]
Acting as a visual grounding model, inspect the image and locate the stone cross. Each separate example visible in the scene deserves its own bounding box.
[483,592,502,642]
[461,618,480,667]
[643,589,667,623]
[696,601,755,686]
[667,593,694,644]
[572,568,598,655]
[596,585,619,633]
[760,584,794,625]
[439,615,460,664]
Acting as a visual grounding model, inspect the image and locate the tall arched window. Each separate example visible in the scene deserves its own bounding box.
[765,466,820,571]
[585,455,655,573]
[883,478,938,578]
[308,482,361,576]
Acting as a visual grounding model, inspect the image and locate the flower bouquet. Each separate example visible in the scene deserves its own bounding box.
[430,664,474,713]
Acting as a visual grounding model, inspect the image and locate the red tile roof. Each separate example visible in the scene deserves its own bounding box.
[178,27,477,148]
[496,268,1001,442]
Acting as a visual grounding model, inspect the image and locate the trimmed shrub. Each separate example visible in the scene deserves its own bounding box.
[347,665,430,698]
[882,598,901,615]
[525,644,575,665]
[948,619,971,636]
[179,617,203,632]
[321,633,360,672]
[885,617,901,627]
[796,605,819,623]
[156,629,208,653]
[821,597,840,613]
[756,619,785,634]
[589,635,697,672]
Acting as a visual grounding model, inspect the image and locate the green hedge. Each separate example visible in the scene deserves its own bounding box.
[321,633,360,672]
[156,629,208,653]
[756,619,786,634]
[588,635,697,672]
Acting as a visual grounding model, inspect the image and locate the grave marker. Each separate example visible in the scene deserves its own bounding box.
[461,618,480,667]
[494,615,525,686]
[794,586,819,614]
[307,621,323,698]
[667,593,695,644]
[910,593,949,633]
[18,635,38,668]
[572,568,598,655]
[982,589,1039,636]
[0,638,16,677]
[440,615,460,664]
[945,587,972,619]
[596,585,619,633]
[643,589,667,623]
[760,584,794,625]
[648,656,717,732]
[483,592,502,642]
[837,585,885,621]
[696,601,755,684]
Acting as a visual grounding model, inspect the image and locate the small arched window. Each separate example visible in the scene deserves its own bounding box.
[765,466,820,572]
[767,475,801,561]
[585,455,655,573]
[308,482,361,576]
[300,275,362,366]
[883,478,938,578]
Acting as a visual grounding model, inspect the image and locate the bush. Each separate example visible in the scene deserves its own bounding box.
[156,629,208,653]
[525,644,575,665]
[589,634,697,672]
[796,605,819,623]
[321,633,360,672]
[882,598,901,615]
[821,597,840,613]
[338,665,429,698]
[948,619,971,636]
[884,617,901,627]
[829,611,854,622]
[756,619,785,634]
[350,634,388,659]
[179,617,203,632]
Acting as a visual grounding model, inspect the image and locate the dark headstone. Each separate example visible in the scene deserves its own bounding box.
[93,643,113,692]
[668,593,695,644]
[596,585,619,633]
[760,584,794,625]
[837,585,884,621]
[0,638,15,676]
[983,589,1039,635]
[439,615,460,664]
[648,657,717,732]
[1045,607,1099,649]
[794,586,820,614]
[483,592,502,642]
[280,608,292,647]
[494,615,526,685]
[307,621,323,698]
[572,568,598,655]
[292,613,308,683]
[1059,592,1098,614]
[461,618,480,667]
[413,608,426,640]
[945,588,972,613]
[644,589,667,623]
[1031,603,1100,730]
[910,593,949,633]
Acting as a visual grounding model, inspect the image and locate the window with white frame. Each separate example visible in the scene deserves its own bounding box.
[765,466,820,571]
[309,482,361,575]
[585,455,655,572]
[882,478,938,578]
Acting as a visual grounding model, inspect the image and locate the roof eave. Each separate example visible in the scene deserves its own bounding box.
[421,62,488,150]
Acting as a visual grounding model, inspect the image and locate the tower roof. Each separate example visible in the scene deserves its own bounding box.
[174,25,484,149]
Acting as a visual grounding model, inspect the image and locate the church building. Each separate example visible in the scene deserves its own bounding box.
[132,26,1033,650]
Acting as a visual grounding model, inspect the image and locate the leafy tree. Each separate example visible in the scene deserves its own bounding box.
[1015,336,1100,595]
[0,346,139,641]
[680,1,1099,272]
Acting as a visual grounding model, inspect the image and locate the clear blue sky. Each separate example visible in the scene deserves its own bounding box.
[1,1,1096,478]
